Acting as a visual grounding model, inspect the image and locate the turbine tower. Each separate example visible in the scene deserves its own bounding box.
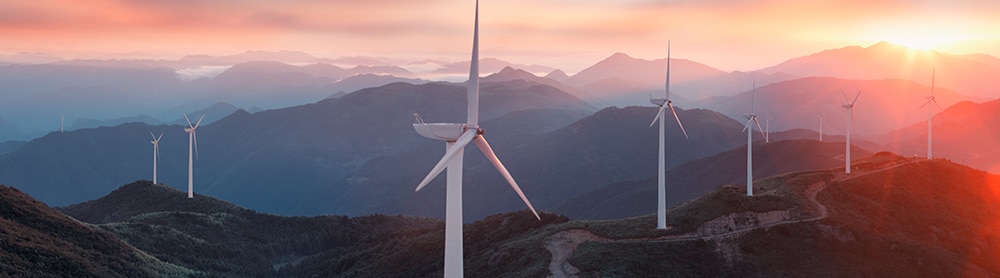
[648,40,689,230]
[61,114,65,133]
[184,114,204,198]
[150,132,163,184]
[741,82,765,196]
[765,116,771,143]
[920,69,942,160]
[819,114,824,142]
[411,2,539,277]
[841,90,861,174]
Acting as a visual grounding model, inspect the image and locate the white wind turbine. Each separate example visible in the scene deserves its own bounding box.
[150,132,163,184]
[741,82,766,196]
[411,2,539,277]
[841,90,861,174]
[819,114,824,142]
[920,69,942,160]
[184,114,204,198]
[648,40,688,230]
[765,115,771,143]
[61,114,65,133]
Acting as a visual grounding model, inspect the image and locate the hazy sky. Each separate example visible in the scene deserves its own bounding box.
[1,0,998,72]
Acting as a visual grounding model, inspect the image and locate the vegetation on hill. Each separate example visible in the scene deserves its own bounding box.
[9,152,997,277]
[0,184,191,277]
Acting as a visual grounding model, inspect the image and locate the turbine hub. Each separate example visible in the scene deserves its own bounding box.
[650,98,667,106]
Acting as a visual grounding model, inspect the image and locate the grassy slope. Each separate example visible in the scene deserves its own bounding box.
[0,184,192,277]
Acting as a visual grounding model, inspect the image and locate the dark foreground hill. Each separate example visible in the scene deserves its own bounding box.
[60,181,566,277]
[0,184,190,277]
[31,155,1000,276]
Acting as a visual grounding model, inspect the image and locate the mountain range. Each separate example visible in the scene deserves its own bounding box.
[1,151,995,276]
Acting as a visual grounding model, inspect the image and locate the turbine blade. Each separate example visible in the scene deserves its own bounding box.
[933,99,943,111]
[156,133,163,142]
[184,114,193,128]
[649,106,665,127]
[841,90,850,103]
[414,130,477,192]
[668,103,689,139]
[150,132,156,140]
[919,99,933,109]
[665,40,670,100]
[193,132,199,160]
[473,135,540,220]
[194,115,205,128]
[753,117,765,138]
[741,117,753,133]
[852,90,862,105]
[850,109,855,133]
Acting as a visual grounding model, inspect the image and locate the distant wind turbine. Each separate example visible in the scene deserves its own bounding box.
[150,132,163,184]
[765,116,771,143]
[60,114,65,133]
[184,114,204,198]
[841,90,861,173]
[648,40,688,230]
[742,82,766,196]
[819,114,824,142]
[411,2,539,277]
[920,69,943,160]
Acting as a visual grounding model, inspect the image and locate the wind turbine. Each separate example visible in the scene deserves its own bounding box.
[60,114,65,133]
[184,114,204,198]
[765,116,771,143]
[150,132,163,184]
[648,40,688,230]
[819,114,824,142]
[920,69,942,160]
[741,82,765,196]
[411,2,539,277]
[841,90,861,174]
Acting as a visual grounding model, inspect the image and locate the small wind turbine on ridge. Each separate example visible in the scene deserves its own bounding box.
[919,69,942,160]
[765,115,771,143]
[819,114,824,142]
[61,114,65,133]
[411,2,539,277]
[648,40,688,230]
[150,132,163,184]
[742,81,766,196]
[184,114,204,198]
[841,90,861,174]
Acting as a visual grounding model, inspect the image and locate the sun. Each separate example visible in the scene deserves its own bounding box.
[885,37,943,50]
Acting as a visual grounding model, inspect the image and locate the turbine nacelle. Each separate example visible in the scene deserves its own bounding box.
[650,98,668,106]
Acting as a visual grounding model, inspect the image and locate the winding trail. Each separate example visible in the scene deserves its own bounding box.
[544,158,919,277]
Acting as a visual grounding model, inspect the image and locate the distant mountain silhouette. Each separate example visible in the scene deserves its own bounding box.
[0,80,595,216]
[564,52,727,107]
[879,97,1000,172]
[760,41,1000,98]
[694,77,977,136]
[0,184,188,276]
[70,114,164,131]
[298,106,750,221]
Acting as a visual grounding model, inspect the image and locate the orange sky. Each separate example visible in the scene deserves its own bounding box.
[1,0,998,72]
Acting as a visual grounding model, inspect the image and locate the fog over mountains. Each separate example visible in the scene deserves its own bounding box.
[0,42,999,221]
